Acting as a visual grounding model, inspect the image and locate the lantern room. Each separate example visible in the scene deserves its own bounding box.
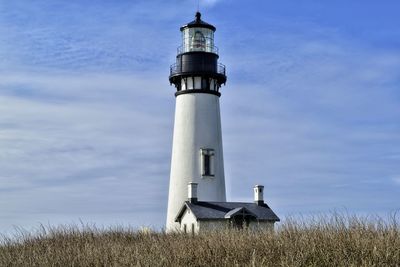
[169,12,226,96]
[180,12,217,54]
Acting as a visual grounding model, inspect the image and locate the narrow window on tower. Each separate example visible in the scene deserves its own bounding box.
[209,78,215,91]
[194,77,202,89]
[181,78,187,91]
[204,154,210,174]
[187,77,194,90]
[200,148,215,177]
[202,77,209,90]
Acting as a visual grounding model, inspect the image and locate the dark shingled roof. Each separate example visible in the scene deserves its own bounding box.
[180,12,216,32]
[175,201,280,222]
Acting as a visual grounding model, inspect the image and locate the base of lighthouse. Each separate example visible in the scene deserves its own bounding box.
[166,93,226,232]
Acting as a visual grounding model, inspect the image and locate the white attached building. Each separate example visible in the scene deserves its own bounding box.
[175,183,280,234]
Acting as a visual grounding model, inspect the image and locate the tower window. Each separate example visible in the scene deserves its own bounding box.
[202,78,210,90]
[200,148,215,177]
[194,77,202,89]
[181,78,187,90]
[209,78,215,91]
[187,77,194,89]
[204,154,211,175]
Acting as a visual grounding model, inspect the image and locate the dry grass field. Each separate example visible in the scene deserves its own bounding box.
[1,214,399,266]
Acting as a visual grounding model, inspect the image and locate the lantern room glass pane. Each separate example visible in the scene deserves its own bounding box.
[182,27,214,53]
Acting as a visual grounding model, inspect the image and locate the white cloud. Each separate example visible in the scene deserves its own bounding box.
[201,0,222,7]
[0,71,173,232]
[220,22,400,212]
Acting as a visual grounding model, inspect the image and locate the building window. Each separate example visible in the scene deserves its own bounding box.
[201,148,215,177]
[181,78,187,90]
[187,77,194,89]
[183,224,187,233]
[202,77,209,90]
[209,78,215,91]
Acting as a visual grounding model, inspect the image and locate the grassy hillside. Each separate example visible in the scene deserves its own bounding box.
[1,214,399,266]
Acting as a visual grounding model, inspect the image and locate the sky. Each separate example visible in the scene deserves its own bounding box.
[0,0,399,233]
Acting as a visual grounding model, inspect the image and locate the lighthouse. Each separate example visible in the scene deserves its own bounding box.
[166,12,227,231]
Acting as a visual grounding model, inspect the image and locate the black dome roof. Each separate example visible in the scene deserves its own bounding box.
[180,12,216,32]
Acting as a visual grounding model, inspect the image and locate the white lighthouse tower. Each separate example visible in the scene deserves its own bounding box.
[166,12,227,231]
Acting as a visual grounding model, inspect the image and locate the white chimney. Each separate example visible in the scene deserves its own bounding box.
[254,185,264,205]
[188,182,198,203]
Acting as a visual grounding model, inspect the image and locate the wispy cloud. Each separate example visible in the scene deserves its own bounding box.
[221,13,400,213]
[201,0,223,7]
[0,71,173,232]
[393,177,400,185]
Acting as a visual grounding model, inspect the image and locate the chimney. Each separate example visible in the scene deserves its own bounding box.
[188,182,198,203]
[254,185,264,205]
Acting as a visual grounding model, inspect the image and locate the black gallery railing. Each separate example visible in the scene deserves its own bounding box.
[170,63,226,76]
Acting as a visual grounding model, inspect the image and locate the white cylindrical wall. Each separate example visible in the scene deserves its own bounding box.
[166,93,226,231]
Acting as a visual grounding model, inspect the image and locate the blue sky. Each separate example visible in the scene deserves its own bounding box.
[0,0,399,232]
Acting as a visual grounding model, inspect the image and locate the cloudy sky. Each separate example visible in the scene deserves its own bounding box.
[1,0,399,233]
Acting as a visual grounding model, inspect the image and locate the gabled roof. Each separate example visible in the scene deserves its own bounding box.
[224,207,257,219]
[175,201,280,223]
